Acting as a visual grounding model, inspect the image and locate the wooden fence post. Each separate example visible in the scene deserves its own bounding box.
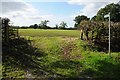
[4,19,9,42]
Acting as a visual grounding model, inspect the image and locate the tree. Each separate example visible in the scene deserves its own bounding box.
[59,21,67,29]
[55,24,59,29]
[96,3,120,22]
[29,25,34,28]
[74,15,89,28]
[34,24,38,29]
[91,16,98,21]
[39,20,49,29]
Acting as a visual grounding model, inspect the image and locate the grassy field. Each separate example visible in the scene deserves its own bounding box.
[19,29,80,37]
[2,29,120,79]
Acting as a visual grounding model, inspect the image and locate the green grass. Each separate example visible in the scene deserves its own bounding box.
[2,29,120,79]
[19,29,80,37]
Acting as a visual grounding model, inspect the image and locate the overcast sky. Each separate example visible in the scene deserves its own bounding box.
[0,0,119,27]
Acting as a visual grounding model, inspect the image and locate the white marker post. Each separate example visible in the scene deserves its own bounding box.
[104,12,111,57]
[108,13,111,57]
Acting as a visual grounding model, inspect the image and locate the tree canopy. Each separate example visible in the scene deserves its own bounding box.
[59,21,68,29]
[39,20,49,29]
[94,3,120,22]
[74,15,90,28]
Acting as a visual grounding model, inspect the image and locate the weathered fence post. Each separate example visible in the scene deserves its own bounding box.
[4,19,9,42]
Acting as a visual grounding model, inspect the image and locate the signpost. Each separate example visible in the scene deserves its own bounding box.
[104,12,111,57]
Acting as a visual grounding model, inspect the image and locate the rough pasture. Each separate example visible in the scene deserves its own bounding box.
[2,29,120,79]
[19,29,80,37]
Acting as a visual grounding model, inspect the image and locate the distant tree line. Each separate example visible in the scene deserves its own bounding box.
[20,20,75,30]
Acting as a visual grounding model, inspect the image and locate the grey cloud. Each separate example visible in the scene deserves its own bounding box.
[1,1,29,14]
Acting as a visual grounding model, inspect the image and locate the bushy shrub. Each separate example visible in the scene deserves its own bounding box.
[79,20,120,51]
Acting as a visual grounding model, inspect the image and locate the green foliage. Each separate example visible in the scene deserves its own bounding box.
[95,3,120,22]
[55,24,59,29]
[80,20,120,52]
[74,15,90,28]
[33,24,38,29]
[39,20,49,29]
[91,16,97,21]
[59,21,68,29]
